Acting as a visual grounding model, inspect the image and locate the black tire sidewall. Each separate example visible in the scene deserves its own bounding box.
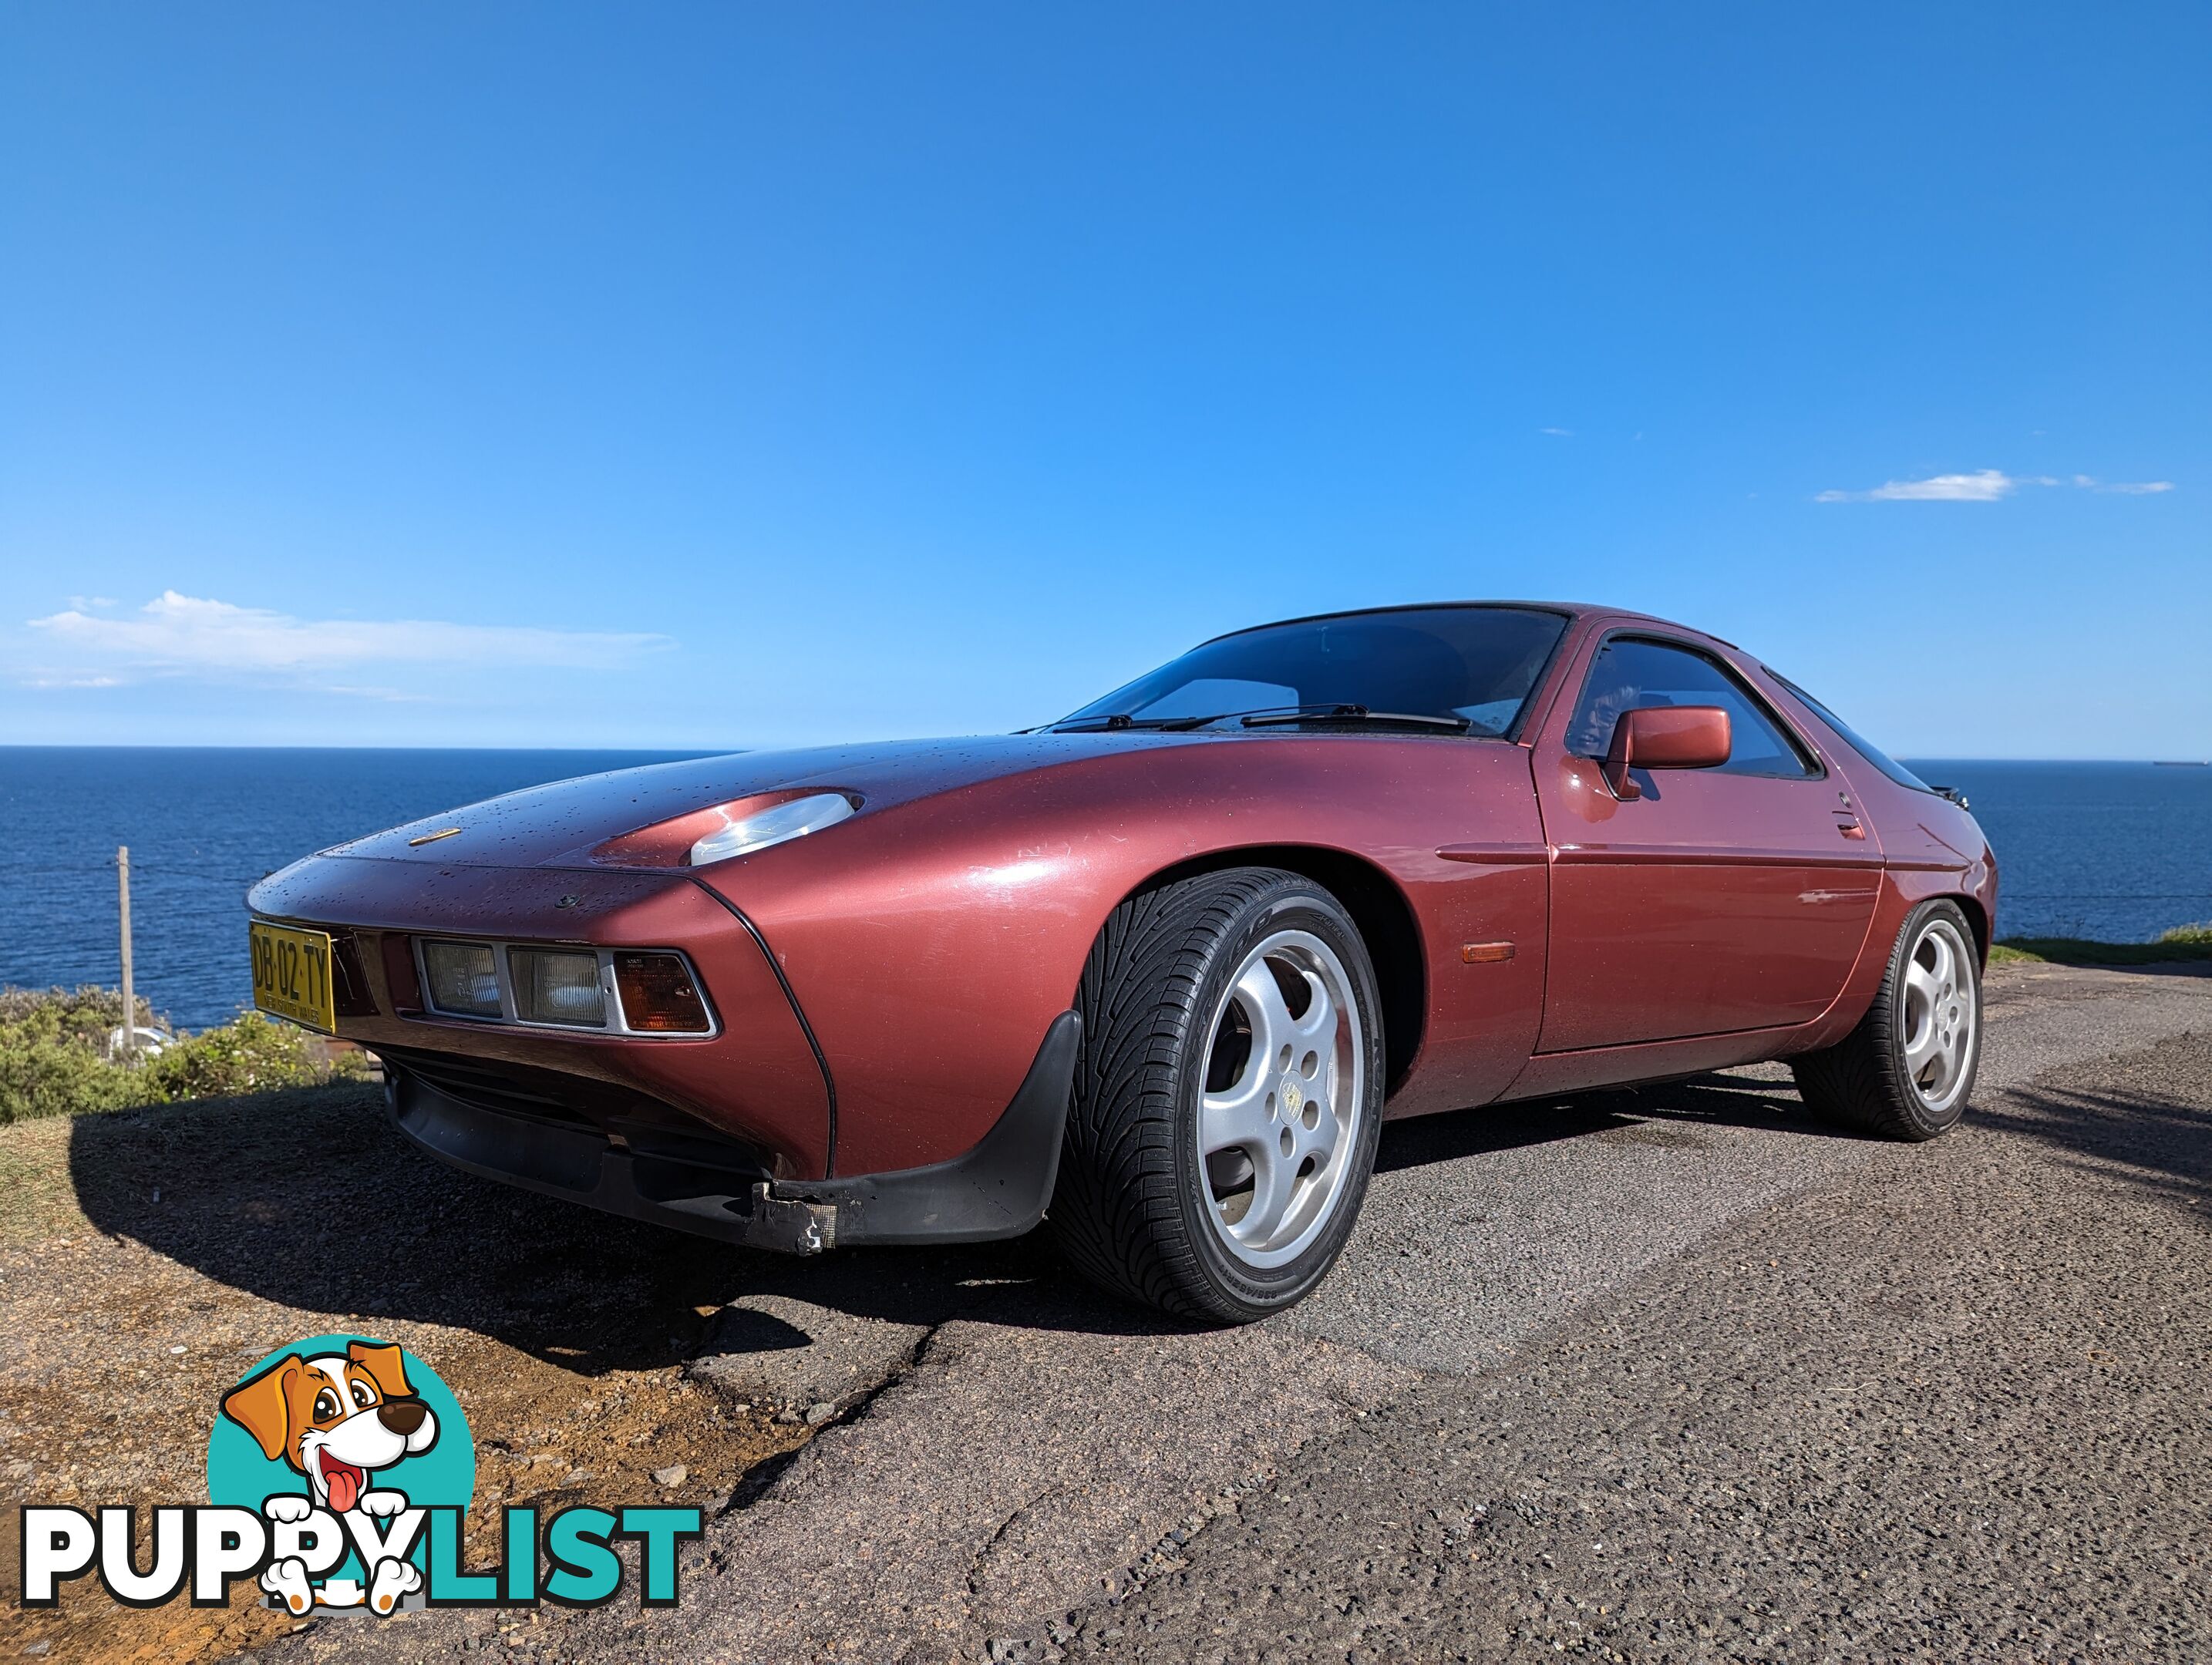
[1168,879,1385,1319]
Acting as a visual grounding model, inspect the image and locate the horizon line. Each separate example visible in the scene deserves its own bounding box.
[0,741,2202,765]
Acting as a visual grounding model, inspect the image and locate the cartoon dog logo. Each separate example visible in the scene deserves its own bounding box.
[221,1340,439,1614]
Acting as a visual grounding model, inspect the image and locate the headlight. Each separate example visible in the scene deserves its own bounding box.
[422,940,501,1018]
[688,792,855,866]
[509,947,607,1028]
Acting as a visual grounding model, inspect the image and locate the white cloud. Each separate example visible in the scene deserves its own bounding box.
[1538,426,1574,438]
[24,590,672,687]
[1816,469,2025,503]
[321,684,435,702]
[1816,469,2175,503]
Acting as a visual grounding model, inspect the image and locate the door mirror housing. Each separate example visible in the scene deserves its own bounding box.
[1602,706,1732,799]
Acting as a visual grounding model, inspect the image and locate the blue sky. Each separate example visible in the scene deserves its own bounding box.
[2,4,2204,758]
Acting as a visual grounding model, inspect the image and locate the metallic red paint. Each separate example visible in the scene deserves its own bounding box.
[245,602,1998,1202]
[1598,704,1731,799]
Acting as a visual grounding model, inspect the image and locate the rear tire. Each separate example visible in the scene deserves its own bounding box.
[1792,899,1981,1140]
[1049,868,1385,1324]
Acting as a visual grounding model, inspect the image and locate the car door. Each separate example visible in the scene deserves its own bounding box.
[1530,631,1883,1052]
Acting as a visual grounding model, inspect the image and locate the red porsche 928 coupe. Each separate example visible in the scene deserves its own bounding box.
[248,603,1994,1320]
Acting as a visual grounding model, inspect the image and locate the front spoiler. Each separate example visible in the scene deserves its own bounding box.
[386,1011,1081,1253]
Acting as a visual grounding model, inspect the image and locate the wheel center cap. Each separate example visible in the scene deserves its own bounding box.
[1280,1078,1304,1118]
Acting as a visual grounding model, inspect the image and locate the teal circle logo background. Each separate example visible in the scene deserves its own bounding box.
[207,1334,475,1576]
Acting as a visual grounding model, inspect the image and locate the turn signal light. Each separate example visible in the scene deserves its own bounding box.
[614,951,712,1033]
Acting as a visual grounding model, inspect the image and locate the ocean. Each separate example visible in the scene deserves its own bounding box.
[0,748,709,1032]
[2,747,2208,1032]
[1899,758,2212,944]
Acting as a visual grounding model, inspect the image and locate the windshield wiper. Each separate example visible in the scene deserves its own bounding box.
[1055,704,1472,735]
[1052,711,1241,733]
[1238,704,1472,732]
[1053,713,1211,733]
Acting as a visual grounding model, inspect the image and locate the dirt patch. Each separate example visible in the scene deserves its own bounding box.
[0,1085,814,1664]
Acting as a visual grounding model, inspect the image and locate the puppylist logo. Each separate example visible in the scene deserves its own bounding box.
[18,1334,700,1615]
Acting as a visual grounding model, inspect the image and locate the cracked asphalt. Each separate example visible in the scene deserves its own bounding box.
[1060,1024,2212,1663]
[256,961,2210,1665]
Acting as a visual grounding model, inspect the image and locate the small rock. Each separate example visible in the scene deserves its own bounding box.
[652,1464,688,1488]
[803,1401,836,1426]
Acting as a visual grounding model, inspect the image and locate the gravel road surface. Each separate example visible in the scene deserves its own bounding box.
[236,959,2210,1665]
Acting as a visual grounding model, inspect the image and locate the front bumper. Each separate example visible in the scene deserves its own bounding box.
[249,855,835,1178]
[386,1010,1080,1251]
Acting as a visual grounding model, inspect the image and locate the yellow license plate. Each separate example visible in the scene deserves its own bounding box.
[249,920,338,1033]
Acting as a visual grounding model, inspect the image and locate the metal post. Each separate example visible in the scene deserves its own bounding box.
[117,845,135,1059]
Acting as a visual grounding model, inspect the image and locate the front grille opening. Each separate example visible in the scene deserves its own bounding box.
[379,1045,769,1178]
[330,930,379,1019]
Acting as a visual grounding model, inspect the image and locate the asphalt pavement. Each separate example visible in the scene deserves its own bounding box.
[1059,1024,2212,1663]
[260,960,2211,1664]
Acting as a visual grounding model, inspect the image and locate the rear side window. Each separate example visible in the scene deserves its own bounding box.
[1771,674,1932,793]
[1567,637,1816,779]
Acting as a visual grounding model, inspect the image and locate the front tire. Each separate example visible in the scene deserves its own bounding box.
[1049,868,1385,1323]
[1792,899,1982,1140]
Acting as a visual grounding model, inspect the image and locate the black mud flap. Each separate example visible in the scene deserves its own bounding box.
[771,1009,1081,1246]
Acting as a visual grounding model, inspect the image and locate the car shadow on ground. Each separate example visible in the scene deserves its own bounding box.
[1378,1068,1858,1172]
[1970,1076,2210,1206]
[68,1066,1863,1377]
[63,1084,1179,1377]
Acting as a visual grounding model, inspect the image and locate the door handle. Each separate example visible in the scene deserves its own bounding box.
[1833,813,1867,841]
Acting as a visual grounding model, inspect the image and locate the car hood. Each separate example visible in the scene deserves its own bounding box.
[315,733,1219,870]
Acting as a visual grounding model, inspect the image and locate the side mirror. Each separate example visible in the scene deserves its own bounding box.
[1602,706,1731,800]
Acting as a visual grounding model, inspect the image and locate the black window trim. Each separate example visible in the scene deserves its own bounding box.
[1763,667,1935,796]
[1571,630,1828,783]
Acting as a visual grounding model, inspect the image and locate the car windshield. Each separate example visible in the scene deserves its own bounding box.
[1058,606,1570,737]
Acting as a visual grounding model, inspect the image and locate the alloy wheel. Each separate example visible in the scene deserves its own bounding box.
[1901,915,1976,1113]
[1195,929,1365,1270]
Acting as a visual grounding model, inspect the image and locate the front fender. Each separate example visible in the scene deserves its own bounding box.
[700,736,1548,1174]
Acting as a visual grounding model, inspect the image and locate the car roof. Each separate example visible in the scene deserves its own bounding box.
[1199,600,1713,647]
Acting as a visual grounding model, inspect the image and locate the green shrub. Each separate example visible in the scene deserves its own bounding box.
[0,1029,160,1122]
[145,1009,335,1101]
[0,987,362,1124]
[0,985,160,1051]
[1989,931,2212,967]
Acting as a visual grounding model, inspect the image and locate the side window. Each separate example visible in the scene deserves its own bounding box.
[1567,637,1815,779]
